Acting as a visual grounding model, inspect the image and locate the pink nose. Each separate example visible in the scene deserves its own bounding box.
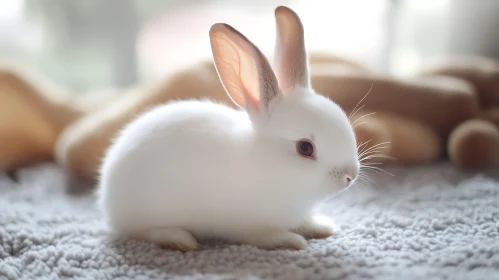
[343,166,358,185]
[344,174,355,186]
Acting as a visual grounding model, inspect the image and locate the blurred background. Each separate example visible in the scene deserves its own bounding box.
[1,0,498,94]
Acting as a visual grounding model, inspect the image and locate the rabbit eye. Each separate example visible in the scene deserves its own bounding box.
[296,139,316,159]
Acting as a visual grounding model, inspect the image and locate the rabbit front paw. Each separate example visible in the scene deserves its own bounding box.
[132,227,199,251]
[237,228,308,250]
[292,215,337,239]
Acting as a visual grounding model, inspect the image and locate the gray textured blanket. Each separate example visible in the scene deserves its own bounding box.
[1,162,498,280]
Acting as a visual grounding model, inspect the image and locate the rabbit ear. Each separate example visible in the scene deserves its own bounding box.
[274,6,310,94]
[209,23,281,120]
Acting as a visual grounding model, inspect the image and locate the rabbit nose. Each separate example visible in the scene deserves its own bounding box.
[342,167,358,186]
[330,167,358,185]
[344,175,353,186]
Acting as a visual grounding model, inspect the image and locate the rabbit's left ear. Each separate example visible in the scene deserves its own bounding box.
[209,23,281,122]
[274,6,310,94]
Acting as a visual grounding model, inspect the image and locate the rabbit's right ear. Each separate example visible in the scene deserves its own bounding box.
[274,6,310,94]
[210,23,281,121]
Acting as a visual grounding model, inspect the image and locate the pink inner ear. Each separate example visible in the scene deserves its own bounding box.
[210,23,280,116]
[247,93,260,112]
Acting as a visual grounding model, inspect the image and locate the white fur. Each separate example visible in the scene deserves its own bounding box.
[97,6,359,250]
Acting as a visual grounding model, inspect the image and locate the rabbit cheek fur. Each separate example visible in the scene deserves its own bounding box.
[97,6,360,250]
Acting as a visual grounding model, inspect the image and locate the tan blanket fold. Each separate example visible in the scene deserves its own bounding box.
[311,71,479,136]
[354,111,443,166]
[418,56,499,108]
[447,119,499,168]
[0,66,83,170]
[479,108,499,127]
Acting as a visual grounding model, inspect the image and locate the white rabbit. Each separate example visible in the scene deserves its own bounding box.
[97,6,360,251]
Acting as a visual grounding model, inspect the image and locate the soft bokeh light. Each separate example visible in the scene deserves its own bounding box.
[2,0,490,92]
[0,0,24,24]
[0,0,45,56]
[138,0,389,79]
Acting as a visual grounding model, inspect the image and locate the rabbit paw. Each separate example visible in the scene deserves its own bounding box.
[133,227,199,252]
[292,215,337,239]
[238,228,308,250]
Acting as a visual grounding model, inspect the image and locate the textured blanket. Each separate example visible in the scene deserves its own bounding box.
[1,162,499,280]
